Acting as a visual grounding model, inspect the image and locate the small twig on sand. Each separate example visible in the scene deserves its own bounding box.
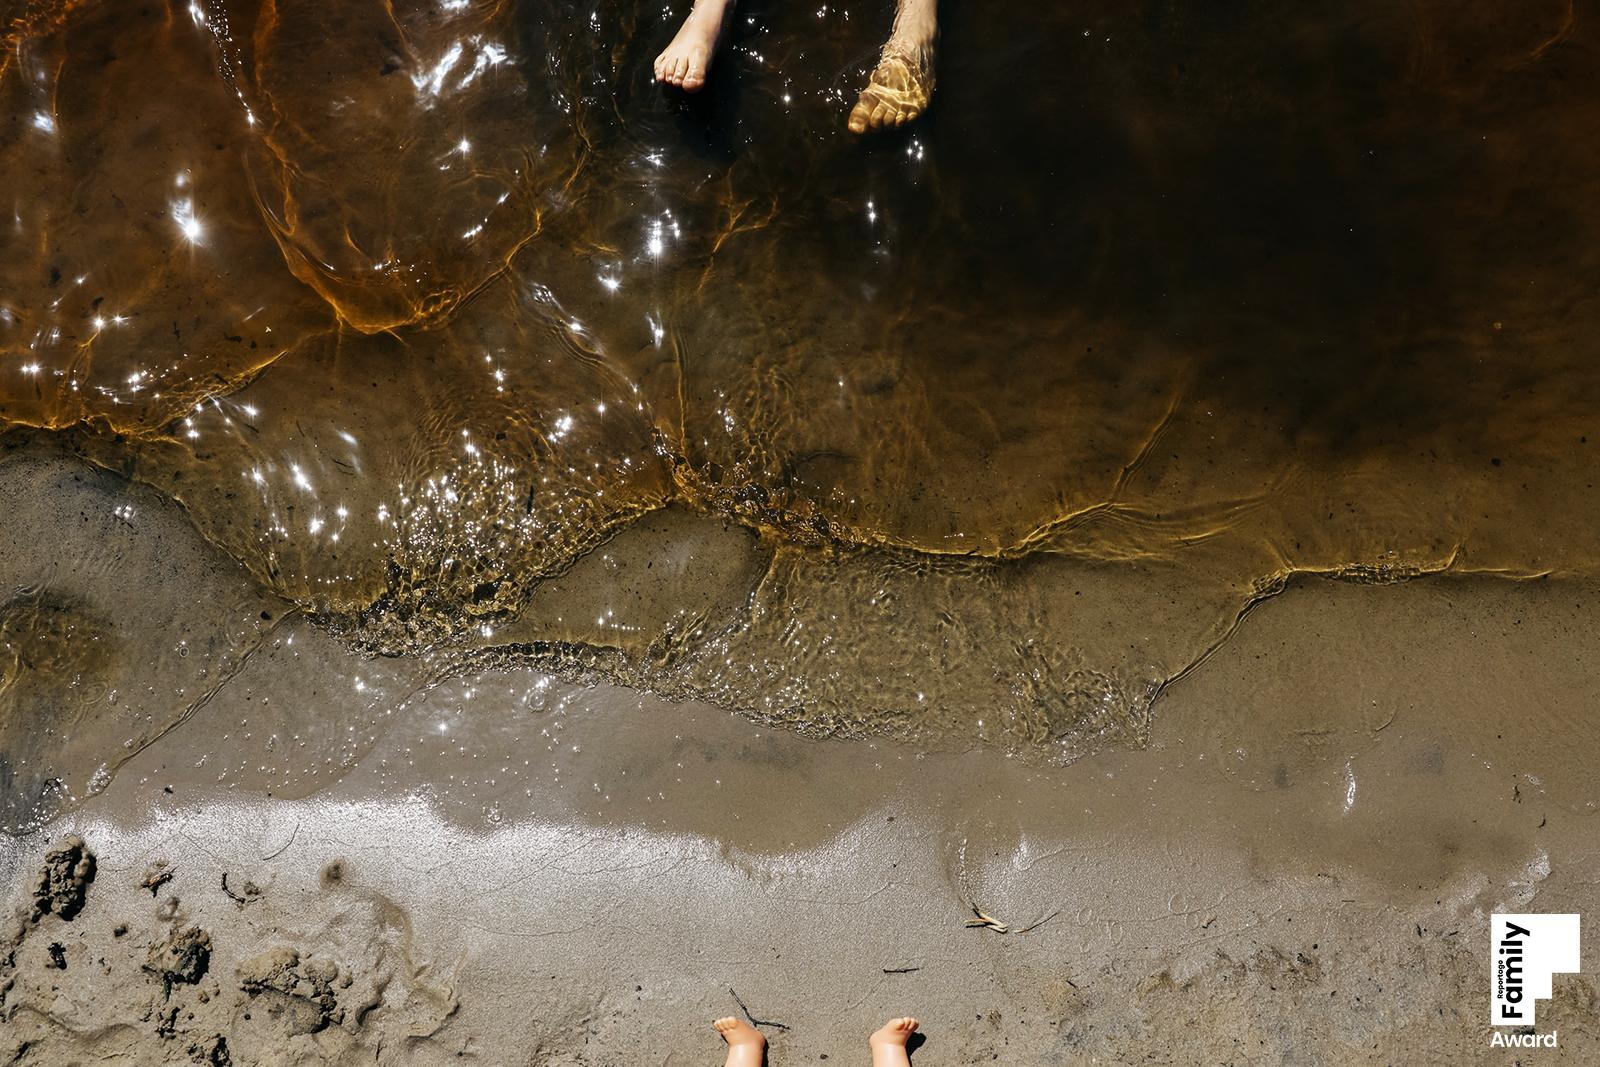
[729,988,790,1030]
[260,821,299,861]
[141,863,175,896]
[1014,908,1061,935]
[965,901,1009,934]
[221,873,261,907]
[882,966,922,974]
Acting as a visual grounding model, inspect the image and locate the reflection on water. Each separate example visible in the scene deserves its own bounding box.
[3,0,1599,814]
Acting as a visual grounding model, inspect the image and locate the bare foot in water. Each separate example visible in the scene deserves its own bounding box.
[713,1017,766,1067]
[848,0,937,133]
[869,1017,920,1066]
[654,0,734,93]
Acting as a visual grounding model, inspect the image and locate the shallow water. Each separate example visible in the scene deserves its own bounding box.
[3,0,1599,822]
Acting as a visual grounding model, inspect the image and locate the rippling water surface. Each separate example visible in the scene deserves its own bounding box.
[3,0,1598,819]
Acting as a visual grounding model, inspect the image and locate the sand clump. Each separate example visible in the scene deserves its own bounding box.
[30,835,94,921]
[238,946,354,1035]
[146,925,213,987]
[1,839,459,1065]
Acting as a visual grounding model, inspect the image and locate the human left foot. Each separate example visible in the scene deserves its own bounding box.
[713,1016,766,1067]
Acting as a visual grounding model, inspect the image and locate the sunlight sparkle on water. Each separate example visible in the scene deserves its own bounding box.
[172,199,204,243]
[412,42,464,96]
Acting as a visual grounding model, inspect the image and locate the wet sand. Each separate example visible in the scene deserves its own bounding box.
[2,449,1597,1064]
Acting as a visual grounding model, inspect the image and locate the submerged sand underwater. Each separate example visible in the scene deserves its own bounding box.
[2,0,1599,1062]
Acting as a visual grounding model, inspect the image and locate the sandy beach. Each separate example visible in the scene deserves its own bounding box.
[3,448,1597,1064]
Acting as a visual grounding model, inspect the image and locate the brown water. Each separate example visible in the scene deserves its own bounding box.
[3,0,1599,822]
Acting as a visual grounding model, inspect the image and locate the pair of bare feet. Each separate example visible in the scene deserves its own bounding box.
[652,0,937,133]
[713,1016,920,1066]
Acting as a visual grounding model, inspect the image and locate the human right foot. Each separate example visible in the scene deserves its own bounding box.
[713,1016,766,1067]
[868,1016,920,1067]
[654,0,733,93]
[847,2,937,133]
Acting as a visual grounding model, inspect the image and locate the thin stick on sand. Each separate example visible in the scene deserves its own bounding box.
[728,987,790,1030]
